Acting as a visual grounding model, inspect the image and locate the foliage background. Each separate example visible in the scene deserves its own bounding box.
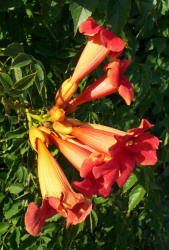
[0,0,169,249]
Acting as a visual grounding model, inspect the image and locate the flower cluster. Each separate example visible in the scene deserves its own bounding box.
[25,18,159,236]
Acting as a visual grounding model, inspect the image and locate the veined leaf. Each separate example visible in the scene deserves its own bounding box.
[4,202,21,219]
[14,67,23,82]
[0,223,10,235]
[0,72,13,89]
[128,184,146,214]
[8,183,24,194]
[69,2,92,34]
[12,72,36,90]
[123,173,138,193]
[12,53,32,68]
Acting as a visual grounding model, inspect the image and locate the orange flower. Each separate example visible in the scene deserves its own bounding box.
[71,18,126,84]
[70,119,159,188]
[66,59,134,114]
[50,135,119,198]
[25,129,92,236]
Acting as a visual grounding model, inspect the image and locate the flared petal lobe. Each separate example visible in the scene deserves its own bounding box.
[25,138,92,236]
[71,18,125,84]
[118,76,134,105]
[66,59,133,114]
[50,134,119,198]
[70,119,159,189]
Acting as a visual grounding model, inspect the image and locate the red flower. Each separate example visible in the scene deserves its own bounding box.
[66,59,134,113]
[70,119,159,188]
[71,18,125,84]
[25,128,92,236]
[50,134,119,198]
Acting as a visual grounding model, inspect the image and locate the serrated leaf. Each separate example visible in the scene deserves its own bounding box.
[0,223,10,235]
[108,0,131,34]
[12,72,36,90]
[12,53,32,68]
[69,2,92,34]
[8,183,24,194]
[128,184,146,214]
[123,173,138,193]
[0,72,13,89]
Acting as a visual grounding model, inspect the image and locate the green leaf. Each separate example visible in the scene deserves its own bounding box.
[12,53,32,68]
[90,209,98,232]
[14,67,23,82]
[0,116,5,123]
[4,202,21,219]
[69,2,92,34]
[2,43,24,57]
[12,72,36,90]
[8,183,24,194]
[94,196,108,204]
[0,126,27,142]
[0,223,10,235]
[108,0,131,34]
[128,184,146,214]
[123,173,138,194]
[0,72,13,89]
[76,221,85,236]
[0,193,5,203]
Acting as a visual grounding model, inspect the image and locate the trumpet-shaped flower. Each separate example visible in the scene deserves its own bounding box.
[66,59,134,114]
[71,119,159,188]
[25,131,92,236]
[71,18,126,84]
[50,135,119,198]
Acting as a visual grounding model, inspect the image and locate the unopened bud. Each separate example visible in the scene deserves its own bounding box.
[53,121,72,135]
[55,78,78,107]
[49,106,65,122]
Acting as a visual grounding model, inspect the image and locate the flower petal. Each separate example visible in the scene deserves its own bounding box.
[66,197,92,228]
[116,150,135,188]
[71,37,110,84]
[73,177,96,199]
[80,152,105,177]
[128,132,159,166]
[120,59,132,74]
[118,76,134,105]
[79,17,103,36]
[25,199,57,237]
[100,29,126,52]
[71,127,117,154]
[128,119,154,135]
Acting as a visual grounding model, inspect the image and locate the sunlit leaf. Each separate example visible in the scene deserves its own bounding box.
[128,184,146,214]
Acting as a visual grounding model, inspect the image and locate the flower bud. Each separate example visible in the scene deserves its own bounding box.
[49,106,65,122]
[53,121,72,135]
[55,78,78,107]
